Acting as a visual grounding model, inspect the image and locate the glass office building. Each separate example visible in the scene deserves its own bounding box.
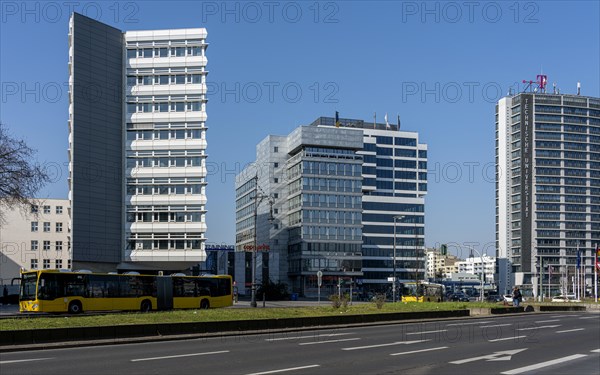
[235,117,427,296]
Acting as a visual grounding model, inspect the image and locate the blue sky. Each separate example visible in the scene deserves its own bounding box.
[1,1,599,257]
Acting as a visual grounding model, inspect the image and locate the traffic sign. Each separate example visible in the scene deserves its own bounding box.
[317,271,323,287]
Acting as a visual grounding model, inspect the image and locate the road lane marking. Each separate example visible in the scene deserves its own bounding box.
[131,350,229,362]
[534,319,560,323]
[342,340,430,351]
[390,347,448,356]
[556,328,584,333]
[516,325,560,331]
[579,316,597,320]
[0,358,54,364]
[450,349,527,364]
[406,329,447,335]
[447,321,493,326]
[479,324,512,328]
[501,354,587,374]
[298,338,359,346]
[265,333,354,341]
[590,349,600,353]
[245,364,320,375]
[488,335,527,342]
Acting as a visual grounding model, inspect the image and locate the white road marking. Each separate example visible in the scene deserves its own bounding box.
[342,340,430,351]
[579,316,597,320]
[501,354,587,374]
[479,324,512,328]
[590,349,600,353]
[406,329,447,335]
[534,319,560,323]
[298,338,360,346]
[245,364,320,375]
[450,349,527,364]
[556,328,585,333]
[447,321,493,326]
[0,358,54,364]
[390,346,448,355]
[390,346,448,356]
[488,335,527,342]
[516,325,560,331]
[265,333,354,341]
[131,350,229,362]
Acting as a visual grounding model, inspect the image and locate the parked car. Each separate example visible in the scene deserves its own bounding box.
[503,294,513,303]
[551,295,581,303]
[486,294,503,303]
[448,293,470,302]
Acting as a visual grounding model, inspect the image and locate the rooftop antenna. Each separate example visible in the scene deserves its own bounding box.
[577,82,581,95]
[553,82,557,94]
[521,74,548,93]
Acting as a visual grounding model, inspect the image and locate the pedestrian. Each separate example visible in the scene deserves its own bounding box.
[512,287,521,307]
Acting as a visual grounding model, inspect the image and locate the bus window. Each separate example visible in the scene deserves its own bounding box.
[218,278,231,297]
[38,273,60,300]
[20,273,38,301]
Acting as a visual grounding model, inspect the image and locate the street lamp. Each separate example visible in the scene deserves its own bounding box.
[250,175,274,308]
[459,244,485,302]
[392,215,405,303]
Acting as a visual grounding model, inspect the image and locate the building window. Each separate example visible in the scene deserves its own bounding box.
[43,259,51,269]
[56,206,63,214]
[274,178,279,183]
[43,241,51,251]
[55,259,63,269]
[31,222,38,232]
[56,222,63,232]
[31,240,38,251]
[68,260,72,269]
[31,205,38,213]
[274,208,279,214]
[43,222,51,232]
[31,259,38,269]
[43,205,51,214]
[274,146,279,153]
[273,193,279,199]
[274,162,279,168]
[56,241,63,251]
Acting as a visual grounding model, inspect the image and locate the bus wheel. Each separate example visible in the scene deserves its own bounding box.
[200,299,210,309]
[68,301,82,314]
[140,300,152,313]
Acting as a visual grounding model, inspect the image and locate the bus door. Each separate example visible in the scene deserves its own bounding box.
[156,276,173,310]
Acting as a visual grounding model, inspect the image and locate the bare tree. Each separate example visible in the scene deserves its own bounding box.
[0,123,50,224]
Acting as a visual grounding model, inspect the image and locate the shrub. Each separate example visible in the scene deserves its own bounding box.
[374,294,386,309]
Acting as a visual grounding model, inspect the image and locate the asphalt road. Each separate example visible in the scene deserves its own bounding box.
[2,312,599,374]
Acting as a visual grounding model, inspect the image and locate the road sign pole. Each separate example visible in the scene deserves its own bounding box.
[317,270,323,305]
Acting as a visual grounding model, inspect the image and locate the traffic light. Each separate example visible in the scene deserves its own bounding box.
[441,244,447,256]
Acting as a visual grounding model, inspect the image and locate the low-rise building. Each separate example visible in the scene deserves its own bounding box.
[0,199,71,288]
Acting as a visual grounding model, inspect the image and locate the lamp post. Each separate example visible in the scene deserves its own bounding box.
[250,175,274,308]
[392,215,405,303]
[460,244,485,302]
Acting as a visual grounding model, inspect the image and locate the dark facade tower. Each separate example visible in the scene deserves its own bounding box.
[68,13,124,271]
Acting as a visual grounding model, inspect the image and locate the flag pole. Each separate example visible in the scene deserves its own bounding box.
[595,243,598,303]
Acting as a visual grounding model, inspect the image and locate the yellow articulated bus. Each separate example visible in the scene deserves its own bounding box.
[400,281,445,302]
[20,269,233,314]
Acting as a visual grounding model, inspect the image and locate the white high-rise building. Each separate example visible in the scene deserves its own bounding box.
[496,84,600,297]
[68,13,208,272]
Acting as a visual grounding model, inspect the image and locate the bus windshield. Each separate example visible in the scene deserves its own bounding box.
[20,273,38,301]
